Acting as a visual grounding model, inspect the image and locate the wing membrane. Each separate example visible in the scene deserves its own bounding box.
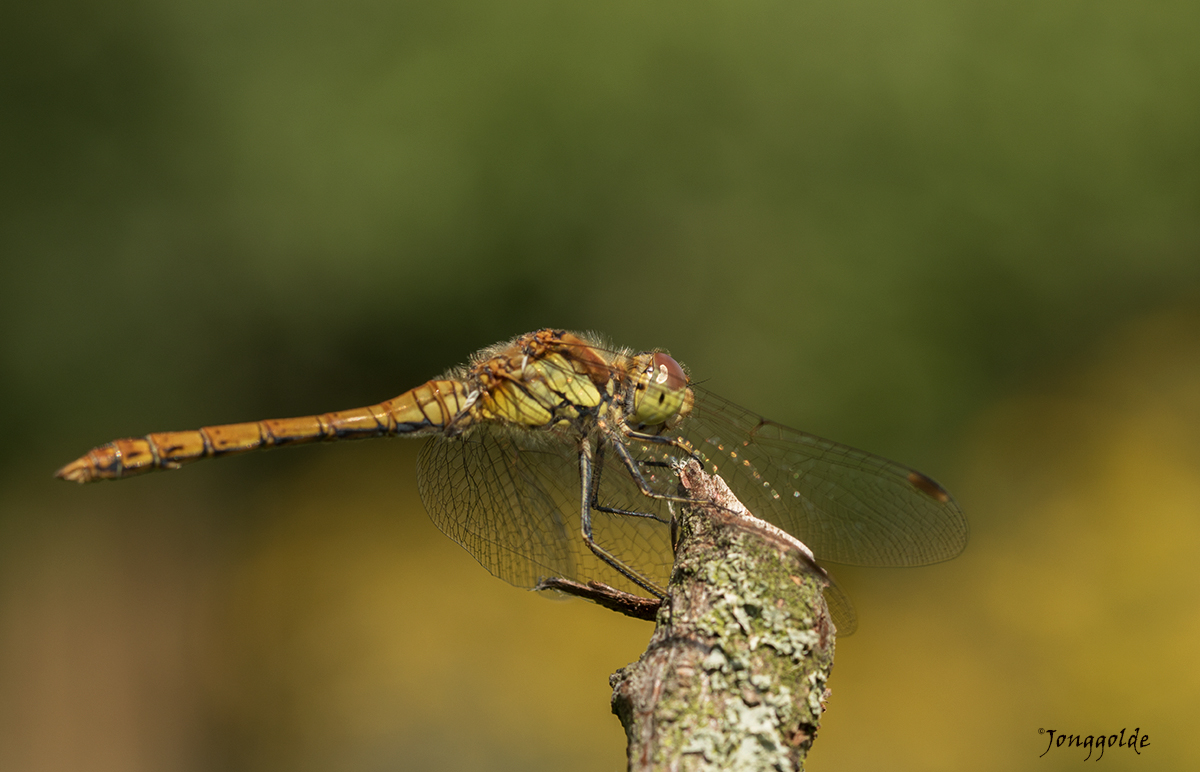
[678,388,968,567]
[417,426,675,595]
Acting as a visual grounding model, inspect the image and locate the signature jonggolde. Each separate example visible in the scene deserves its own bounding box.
[1039,727,1149,761]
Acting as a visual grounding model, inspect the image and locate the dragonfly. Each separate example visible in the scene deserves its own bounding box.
[57,329,967,633]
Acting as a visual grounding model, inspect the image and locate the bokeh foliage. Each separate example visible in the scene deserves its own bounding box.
[1,0,1198,770]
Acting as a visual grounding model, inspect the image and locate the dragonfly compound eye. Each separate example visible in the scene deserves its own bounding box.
[631,352,688,426]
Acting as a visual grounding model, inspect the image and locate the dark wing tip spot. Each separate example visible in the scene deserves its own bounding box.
[907,471,951,503]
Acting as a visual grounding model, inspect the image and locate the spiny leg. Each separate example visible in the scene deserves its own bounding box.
[578,438,666,598]
[624,427,701,456]
[589,441,670,524]
[606,429,698,506]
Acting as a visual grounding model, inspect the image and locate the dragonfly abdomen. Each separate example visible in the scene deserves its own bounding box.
[55,379,472,483]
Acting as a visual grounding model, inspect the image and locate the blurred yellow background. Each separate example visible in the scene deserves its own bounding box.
[2,1,1198,769]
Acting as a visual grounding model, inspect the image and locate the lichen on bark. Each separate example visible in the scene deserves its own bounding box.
[610,461,836,772]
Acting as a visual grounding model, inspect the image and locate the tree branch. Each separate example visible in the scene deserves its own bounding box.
[609,460,836,771]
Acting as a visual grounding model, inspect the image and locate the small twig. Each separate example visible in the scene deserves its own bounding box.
[534,578,662,621]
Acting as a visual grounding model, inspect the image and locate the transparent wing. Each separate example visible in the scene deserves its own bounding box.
[417,426,675,596]
[822,574,858,636]
[673,387,969,567]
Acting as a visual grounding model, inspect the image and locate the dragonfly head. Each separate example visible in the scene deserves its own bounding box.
[628,352,689,427]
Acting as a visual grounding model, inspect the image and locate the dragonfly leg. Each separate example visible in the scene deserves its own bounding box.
[591,502,670,521]
[617,425,710,489]
[578,438,666,598]
[605,431,697,506]
[589,443,670,524]
[623,427,700,459]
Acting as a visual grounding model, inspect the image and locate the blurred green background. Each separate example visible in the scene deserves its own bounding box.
[2,0,1199,769]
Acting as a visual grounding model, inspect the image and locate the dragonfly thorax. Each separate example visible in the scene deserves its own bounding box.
[470,347,610,429]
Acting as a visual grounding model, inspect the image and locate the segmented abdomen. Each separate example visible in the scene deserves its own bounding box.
[56,379,471,483]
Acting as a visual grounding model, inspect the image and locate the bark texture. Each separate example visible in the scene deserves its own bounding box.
[610,461,836,772]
